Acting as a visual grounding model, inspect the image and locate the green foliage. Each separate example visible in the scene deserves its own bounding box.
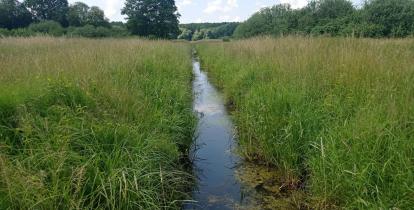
[122,0,180,39]
[3,28,33,37]
[196,37,414,209]
[108,24,131,37]
[28,20,65,36]
[0,0,115,37]
[67,25,111,38]
[363,0,414,37]
[86,6,110,27]
[0,23,129,38]
[177,27,192,40]
[178,22,239,40]
[235,0,414,38]
[0,0,33,29]
[0,28,10,37]
[234,5,293,38]
[0,38,195,209]
[24,0,69,26]
[191,29,205,41]
[209,22,239,38]
[67,2,89,27]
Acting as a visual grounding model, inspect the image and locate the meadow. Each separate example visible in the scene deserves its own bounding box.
[196,37,414,209]
[0,38,195,209]
[1,36,413,210]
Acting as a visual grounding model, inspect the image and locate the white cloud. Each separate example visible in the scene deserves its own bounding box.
[219,15,241,22]
[105,0,123,20]
[204,0,239,14]
[177,0,193,10]
[195,18,204,23]
[178,0,193,6]
[279,0,308,8]
[227,0,238,7]
[68,0,316,23]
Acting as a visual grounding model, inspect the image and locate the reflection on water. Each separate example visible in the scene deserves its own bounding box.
[183,60,243,210]
[184,59,303,210]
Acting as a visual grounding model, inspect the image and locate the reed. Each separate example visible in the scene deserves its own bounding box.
[196,37,414,209]
[0,37,195,209]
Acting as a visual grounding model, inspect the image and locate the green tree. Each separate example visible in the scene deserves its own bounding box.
[233,9,271,38]
[28,20,64,36]
[209,22,239,38]
[311,0,356,35]
[192,29,205,41]
[363,0,414,37]
[234,5,293,38]
[177,27,192,40]
[86,6,110,27]
[67,2,89,27]
[122,0,180,38]
[24,0,69,26]
[315,0,354,20]
[0,0,33,29]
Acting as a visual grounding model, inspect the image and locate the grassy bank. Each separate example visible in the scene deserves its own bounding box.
[196,37,414,209]
[0,37,195,209]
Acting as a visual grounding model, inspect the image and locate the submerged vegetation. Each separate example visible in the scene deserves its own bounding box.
[0,37,195,209]
[196,37,414,209]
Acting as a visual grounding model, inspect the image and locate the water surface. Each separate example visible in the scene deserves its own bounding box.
[184,58,302,210]
[183,59,242,209]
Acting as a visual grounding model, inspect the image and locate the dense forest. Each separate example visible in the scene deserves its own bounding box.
[1,0,414,39]
[0,0,129,37]
[234,0,414,38]
[178,22,239,41]
[0,0,180,38]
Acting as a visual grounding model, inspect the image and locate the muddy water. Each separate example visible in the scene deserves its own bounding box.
[183,58,304,210]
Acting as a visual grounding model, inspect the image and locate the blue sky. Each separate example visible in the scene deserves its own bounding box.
[69,0,363,23]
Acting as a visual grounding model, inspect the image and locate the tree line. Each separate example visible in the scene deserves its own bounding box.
[0,0,181,38]
[178,22,239,41]
[234,0,414,38]
[2,0,413,39]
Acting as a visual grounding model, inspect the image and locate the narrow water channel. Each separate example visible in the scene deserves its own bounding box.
[183,57,303,210]
[183,59,242,209]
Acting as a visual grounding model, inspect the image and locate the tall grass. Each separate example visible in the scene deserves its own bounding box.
[196,37,414,209]
[0,37,195,209]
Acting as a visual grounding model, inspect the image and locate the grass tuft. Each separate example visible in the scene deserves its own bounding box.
[196,37,414,209]
[0,37,195,209]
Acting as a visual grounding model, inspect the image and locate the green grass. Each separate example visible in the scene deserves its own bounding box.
[0,37,195,209]
[2,36,413,209]
[195,37,414,209]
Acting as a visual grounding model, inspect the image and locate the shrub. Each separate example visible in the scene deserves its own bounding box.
[67,25,111,38]
[0,28,10,37]
[108,26,130,37]
[9,28,35,37]
[28,21,64,36]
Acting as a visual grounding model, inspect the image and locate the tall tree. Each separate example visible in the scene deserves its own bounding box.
[24,0,69,26]
[315,0,355,20]
[234,5,293,38]
[122,0,180,38]
[86,6,110,27]
[68,2,89,27]
[363,0,414,37]
[0,0,33,29]
[311,0,356,35]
